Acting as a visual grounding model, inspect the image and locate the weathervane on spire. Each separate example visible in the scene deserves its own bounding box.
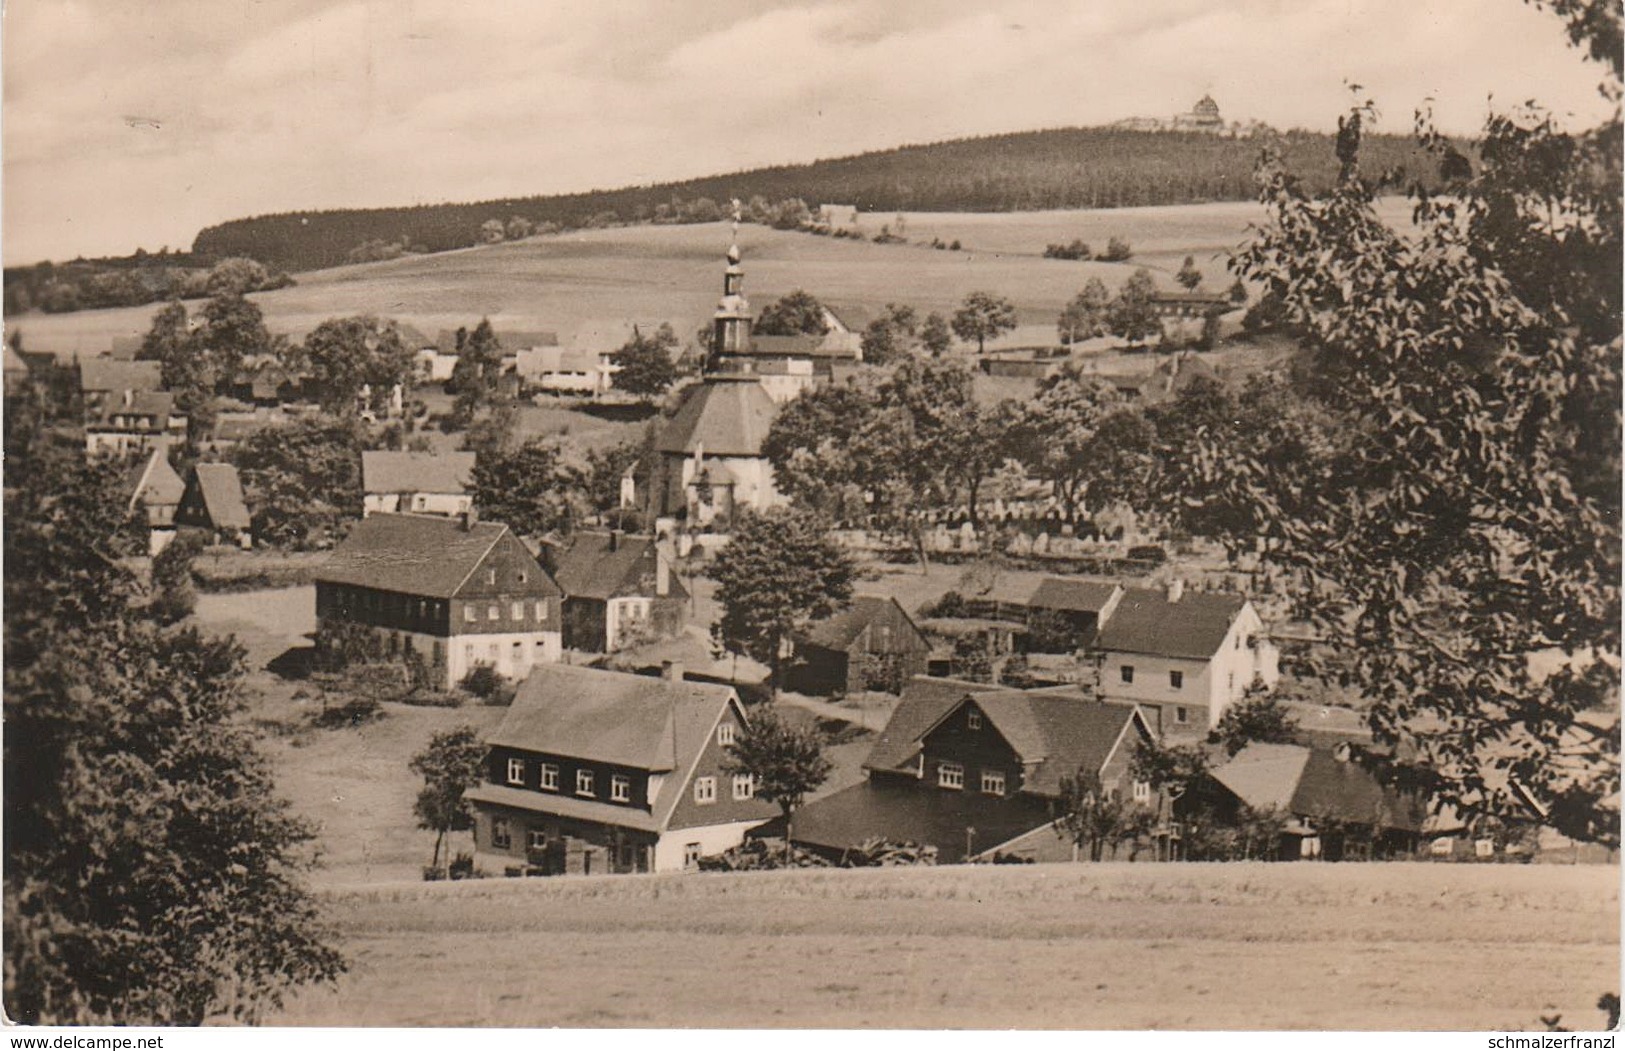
[729,197,741,241]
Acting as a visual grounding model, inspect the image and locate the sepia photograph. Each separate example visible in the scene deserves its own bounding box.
[1,0,1619,1036]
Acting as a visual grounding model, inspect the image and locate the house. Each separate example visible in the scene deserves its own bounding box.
[123,448,186,555]
[778,675,1158,863]
[793,595,932,695]
[518,345,620,396]
[1111,352,1221,405]
[1025,578,1124,651]
[1151,291,1232,320]
[200,412,288,455]
[1093,581,1279,740]
[464,662,778,875]
[650,376,784,527]
[546,530,688,653]
[84,390,187,457]
[175,463,253,548]
[361,450,476,518]
[77,358,162,414]
[1207,741,1428,860]
[314,512,563,690]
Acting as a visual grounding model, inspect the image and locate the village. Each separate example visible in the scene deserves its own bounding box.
[5,193,1599,890]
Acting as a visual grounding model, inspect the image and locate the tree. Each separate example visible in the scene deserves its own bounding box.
[205,257,270,296]
[756,290,829,336]
[409,727,486,871]
[1177,255,1204,291]
[1009,364,1119,518]
[233,414,364,549]
[709,507,855,694]
[1100,236,1134,262]
[193,291,273,389]
[720,707,831,862]
[1200,10,1621,845]
[505,216,534,240]
[448,318,506,422]
[469,438,587,539]
[919,312,953,356]
[1212,690,1300,757]
[859,303,919,365]
[301,316,416,416]
[1057,278,1111,345]
[479,218,506,243]
[1054,770,1149,861]
[609,323,680,401]
[147,530,204,626]
[1107,268,1162,346]
[4,427,343,1024]
[950,291,1017,354]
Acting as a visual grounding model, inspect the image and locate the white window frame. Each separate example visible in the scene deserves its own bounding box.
[967,708,982,730]
[534,600,548,622]
[1133,780,1152,803]
[486,568,497,586]
[576,769,595,797]
[464,605,477,623]
[980,769,1006,796]
[938,761,965,790]
[527,829,547,851]
[487,604,500,621]
[693,776,717,804]
[506,757,524,785]
[511,601,525,620]
[732,773,755,800]
[540,763,559,790]
[610,774,631,802]
[683,842,702,869]
[717,723,736,747]
[491,818,511,849]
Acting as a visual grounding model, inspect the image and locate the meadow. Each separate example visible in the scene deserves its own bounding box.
[275,861,1619,1030]
[8,199,1410,359]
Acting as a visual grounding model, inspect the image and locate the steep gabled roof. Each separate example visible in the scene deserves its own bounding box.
[79,358,161,394]
[863,675,990,774]
[126,448,185,510]
[1210,742,1426,832]
[1028,578,1121,613]
[654,378,778,457]
[361,450,476,496]
[802,595,920,652]
[190,463,251,530]
[1095,587,1248,661]
[315,513,541,597]
[489,664,739,828]
[549,531,683,602]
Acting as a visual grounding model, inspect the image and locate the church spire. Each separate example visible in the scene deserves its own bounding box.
[713,199,751,358]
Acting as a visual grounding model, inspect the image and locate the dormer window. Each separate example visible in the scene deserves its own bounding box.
[967,709,982,731]
[486,568,497,586]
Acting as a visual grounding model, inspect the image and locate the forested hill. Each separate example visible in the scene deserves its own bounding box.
[193,125,1442,273]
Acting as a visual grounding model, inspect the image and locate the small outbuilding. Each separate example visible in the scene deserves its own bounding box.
[793,595,932,696]
[176,463,253,548]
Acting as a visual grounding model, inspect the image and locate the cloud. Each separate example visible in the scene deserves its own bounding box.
[3,0,1614,263]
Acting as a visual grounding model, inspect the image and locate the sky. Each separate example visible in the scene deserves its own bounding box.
[3,0,1615,265]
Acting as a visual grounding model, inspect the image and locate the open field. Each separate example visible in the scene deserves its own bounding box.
[8,200,1410,359]
[275,861,1618,1030]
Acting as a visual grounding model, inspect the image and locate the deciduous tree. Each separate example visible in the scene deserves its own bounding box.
[1057,278,1111,346]
[409,726,487,871]
[469,437,587,540]
[721,708,832,861]
[950,291,1017,354]
[1107,268,1162,346]
[609,323,680,401]
[756,290,829,336]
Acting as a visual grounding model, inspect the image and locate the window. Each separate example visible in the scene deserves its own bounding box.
[980,769,1006,796]
[463,643,474,663]
[938,761,965,790]
[506,757,524,785]
[487,604,500,621]
[527,829,547,851]
[611,775,631,802]
[511,601,525,620]
[517,571,527,584]
[967,708,983,730]
[683,842,702,869]
[464,606,477,623]
[486,568,497,585]
[1174,706,1190,725]
[491,818,511,849]
[1228,672,1235,692]
[576,769,595,796]
[1120,665,1135,684]
[540,763,559,790]
[717,723,735,747]
[1169,670,1184,689]
[693,776,717,804]
[534,600,548,622]
[418,599,428,619]
[732,773,755,800]
[1133,780,1152,803]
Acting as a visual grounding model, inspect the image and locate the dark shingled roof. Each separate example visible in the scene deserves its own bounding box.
[488,664,739,828]
[863,675,990,774]
[654,378,778,457]
[549,531,685,602]
[1095,587,1247,660]
[316,513,545,598]
[774,780,1053,864]
[926,689,1145,798]
[361,450,476,496]
[802,595,917,651]
[190,463,251,530]
[1211,742,1426,833]
[1028,578,1121,613]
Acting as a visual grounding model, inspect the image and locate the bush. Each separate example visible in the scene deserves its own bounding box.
[1100,237,1133,262]
[459,663,504,700]
[397,690,463,709]
[1043,239,1093,261]
[697,838,832,871]
[842,838,938,867]
[310,694,384,730]
[858,652,912,695]
[919,590,969,618]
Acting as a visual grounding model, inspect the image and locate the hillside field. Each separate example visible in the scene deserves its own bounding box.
[274,861,1618,1030]
[7,199,1412,359]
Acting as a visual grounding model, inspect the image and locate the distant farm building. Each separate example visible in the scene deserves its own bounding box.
[362,450,476,519]
[176,463,253,548]
[794,595,932,696]
[546,530,688,653]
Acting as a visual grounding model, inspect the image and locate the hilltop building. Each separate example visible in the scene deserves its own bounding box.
[1113,95,1262,135]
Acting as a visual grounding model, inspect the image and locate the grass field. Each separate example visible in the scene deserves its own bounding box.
[273,861,1618,1030]
[8,199,1411,359]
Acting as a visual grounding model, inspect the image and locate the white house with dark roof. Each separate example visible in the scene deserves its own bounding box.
[124,448,186,555]
[314,512,563,689]
[1093,582,1279,739]
[84,389,187,457]
[361,450,476,518]
[651,376,785,527]
[464,662,778,875]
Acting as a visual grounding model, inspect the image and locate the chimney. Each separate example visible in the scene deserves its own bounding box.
[1166,578,1185,604]
[461,506,479,531]
[661,660,684,683]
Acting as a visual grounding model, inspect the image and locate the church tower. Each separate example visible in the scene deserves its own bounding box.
[711,208,751,360]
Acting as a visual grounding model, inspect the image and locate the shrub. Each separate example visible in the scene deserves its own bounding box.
[1043,239,1093,261]
[919,590,968,618]
[310,694,384,730]
[1100,236,1133,262]
[397,690,463,709]
[459,663,504,700]
[858,652,912,696]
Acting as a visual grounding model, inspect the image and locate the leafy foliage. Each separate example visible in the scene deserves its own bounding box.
[300,315,417,416]
[232,414,365,550]
[950,291,1017,354]
[609,323,680,400]
[721,707,832,856]
[1057,278,1111,345]
[1106,268,1162,345]
[756,290,829,336]
[409,726,486,870]
[1055,770,1152,861]
[1212,691,1301,757]
[469,438,587,539]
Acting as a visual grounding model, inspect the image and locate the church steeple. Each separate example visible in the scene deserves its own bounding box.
[712,201,751,358]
